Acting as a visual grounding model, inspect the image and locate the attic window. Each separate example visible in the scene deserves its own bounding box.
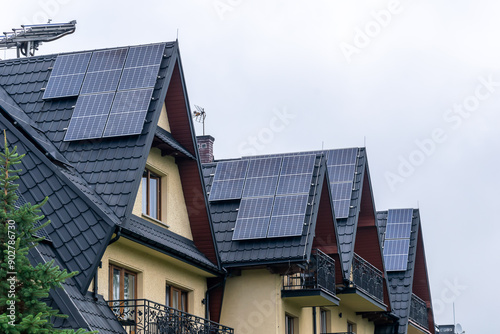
[142,169,161,220]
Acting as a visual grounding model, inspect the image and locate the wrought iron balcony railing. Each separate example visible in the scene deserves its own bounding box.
[350,253,384,302]
[409,293,429,330]
[282,249,336,296]
[107,299,234,334]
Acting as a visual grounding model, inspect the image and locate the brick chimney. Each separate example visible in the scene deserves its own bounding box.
[196,135,215,163]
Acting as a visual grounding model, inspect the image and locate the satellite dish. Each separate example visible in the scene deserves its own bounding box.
[455,323,463,333]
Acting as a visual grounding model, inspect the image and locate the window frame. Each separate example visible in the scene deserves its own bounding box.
[347,321,356,334]
[320,308,330,333]
[109,264,137,323]
[142,169,162,220]
[166,284,188,312]
[285,314,296,334]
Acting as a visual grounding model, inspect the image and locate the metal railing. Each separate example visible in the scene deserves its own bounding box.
[107,299,234,334]
[350,253,384,302]
[410,293,429,330]
[282,249,336,296]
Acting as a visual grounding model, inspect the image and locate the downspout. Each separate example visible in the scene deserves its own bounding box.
[108,226,122,245]
[92,261,102,300]
[204,269,228,320]
[93,227,122,300]
[312,307,317,334]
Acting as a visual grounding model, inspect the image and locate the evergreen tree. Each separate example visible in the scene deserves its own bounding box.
[0,133,96,334]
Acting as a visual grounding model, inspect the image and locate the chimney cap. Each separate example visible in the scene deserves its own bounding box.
[196,135,215,142]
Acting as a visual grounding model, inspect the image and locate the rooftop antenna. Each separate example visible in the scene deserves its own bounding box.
[193,105,207,135]
[0,20,77,58]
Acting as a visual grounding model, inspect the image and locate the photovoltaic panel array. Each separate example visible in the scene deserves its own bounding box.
[325,148,358,219]
[80,48,128,94]
[231,154,317,240]
[209,160,249,201]
[62,43,166,141]
[102,88,154,137]
[43,52,92,99]
[118,43,165,91]
[242,157,281,198]
[63,92,115,141]
[232,197,274,240]
[383,208,413,271]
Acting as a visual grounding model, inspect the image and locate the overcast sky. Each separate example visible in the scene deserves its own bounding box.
[1,1,495,332]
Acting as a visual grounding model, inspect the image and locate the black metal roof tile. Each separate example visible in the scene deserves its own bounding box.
[121,215,219,273]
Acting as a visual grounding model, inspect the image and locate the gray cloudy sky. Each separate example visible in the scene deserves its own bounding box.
[2,1,496,332]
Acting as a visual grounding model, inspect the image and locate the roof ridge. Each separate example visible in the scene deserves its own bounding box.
[0,41,177,65]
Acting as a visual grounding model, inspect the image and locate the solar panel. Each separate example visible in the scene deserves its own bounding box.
[271,194,308,216]
[332,199,350,219]
[242,157,281,198]
[209,160,249,201]
[326,148,358,219]
[87,48,128,72]
[64,92,115,141]
[232,197,274,240]
[276,155,315,195]
[280,154,316,175]
[246,157,281,178]
[383,208,414,271]
[276,174,312,195]
[102,88,153,138]
[80,48,128,95]
[118,43,165,91]
[267,194,308,238]
[383,239,410,271]
[208,179,246,201]
[242,176,278,198]
[43,52,92,99]
[325,148,358,166]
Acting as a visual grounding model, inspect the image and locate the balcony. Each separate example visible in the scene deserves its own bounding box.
[338,253,386,312]
[409,293,429,330]
[108,299,234,334]
[281,249,339,307]
[351,253,384,302]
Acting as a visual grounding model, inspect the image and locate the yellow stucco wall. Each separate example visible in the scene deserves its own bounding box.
[220,268,377,334]
[322,304,375,334]
[157,103,171,131]
[221,269,283,334]
[96,237,213,318]
[132,147,193,240]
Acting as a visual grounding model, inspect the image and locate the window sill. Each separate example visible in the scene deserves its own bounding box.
[142,213,170,228]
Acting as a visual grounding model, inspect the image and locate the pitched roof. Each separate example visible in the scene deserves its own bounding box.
[202,155,329,267]
[121,214,220,274]
[0,41,221,332]
[378,209,434,334]
[203,148,371,276]
[31,242,126,334]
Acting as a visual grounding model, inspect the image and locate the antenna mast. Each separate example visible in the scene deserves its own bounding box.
[0,20,77,58]
[193,105,207,135]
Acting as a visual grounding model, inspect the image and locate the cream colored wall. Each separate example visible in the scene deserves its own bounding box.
[323,304,375,334]
[96,237,213,318]
[221,269,284,334]
[132,147,193,240]
[157,103,171,131]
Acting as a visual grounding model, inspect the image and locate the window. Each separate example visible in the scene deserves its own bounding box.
[166,284,188,312]
[109,265,137,321]
[320,308,330,333]
[142,169,161,220]
[285,314,296,334]
[347,322,356,334]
